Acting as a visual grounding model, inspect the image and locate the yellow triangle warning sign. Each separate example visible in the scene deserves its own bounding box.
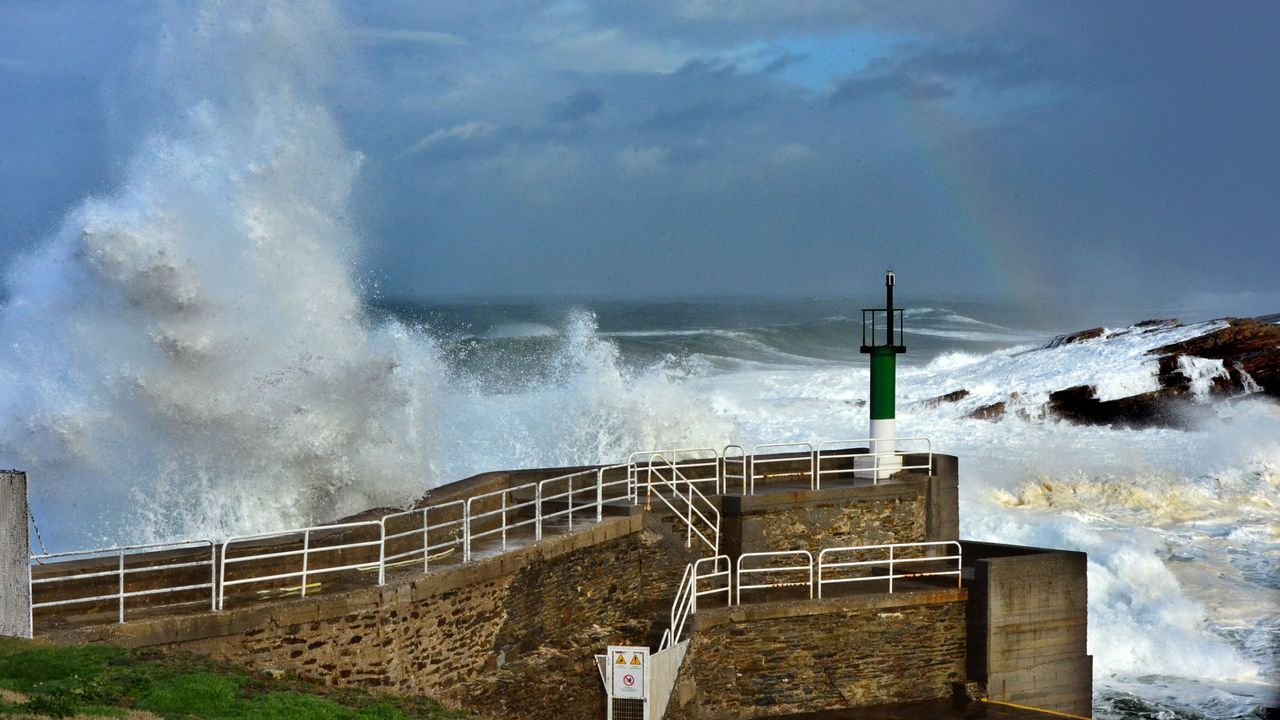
[615,654,626,665]
[630,654,642,666]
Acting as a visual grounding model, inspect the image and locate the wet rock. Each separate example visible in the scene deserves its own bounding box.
[1046,385,1192,430]
[968,401,1006,421]
[925,389,969,407]
[1043,316,1280,429]
[1151,317,1280,399]
[1044,327,1105,349]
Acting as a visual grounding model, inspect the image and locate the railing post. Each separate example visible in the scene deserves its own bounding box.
[209,544,217,612]
[117,551,125,624]
[535,484,543,541]
[377,522,386,587]
[300,530,311,598]
[596,469,603,523]
[888,544,894,594]
[463,504,471,563]
[686,477,693,548]
[422,508,430,574]
[218,542,228,611]
[501,492,508,552]
[568,476,574,532]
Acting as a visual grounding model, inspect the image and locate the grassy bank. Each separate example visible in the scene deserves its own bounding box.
[0,638,470,719]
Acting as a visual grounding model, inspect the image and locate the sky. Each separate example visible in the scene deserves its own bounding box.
[1,0,1278,312]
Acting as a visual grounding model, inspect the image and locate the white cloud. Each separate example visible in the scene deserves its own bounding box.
[616,146,671,176]
[772,142,813,162]
[351,27,466,47]
[404,121,500,155]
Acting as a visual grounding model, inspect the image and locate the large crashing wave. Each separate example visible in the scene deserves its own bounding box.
[0,2,731,548]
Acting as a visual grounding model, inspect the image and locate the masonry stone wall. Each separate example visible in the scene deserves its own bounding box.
[721,480,928,560]
[50,514,688,720]
[667,589,968,719]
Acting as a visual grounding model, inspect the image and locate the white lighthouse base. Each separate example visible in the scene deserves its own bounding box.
[857,418,902,481]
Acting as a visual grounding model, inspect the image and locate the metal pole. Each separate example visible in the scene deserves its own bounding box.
[423,508,430,574]
[300,530,310,598]
[117,551,125,624]
[888,545,894,594]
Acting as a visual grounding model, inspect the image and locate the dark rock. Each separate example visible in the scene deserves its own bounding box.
[1151,317,1280,399]
[925,389,969,407]
[1045,327,1106,349]
[968,402,1006,421]
[1047,385,1192,430]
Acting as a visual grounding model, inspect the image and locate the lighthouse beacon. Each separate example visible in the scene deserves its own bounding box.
[860,270,906,479]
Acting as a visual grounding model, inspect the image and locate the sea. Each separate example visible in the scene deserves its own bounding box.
[0,2,1275,716]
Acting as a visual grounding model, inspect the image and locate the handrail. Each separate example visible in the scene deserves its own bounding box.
[660,555,730,651]
[219,520,384,610]
[30,433,939,632]
[817,541,961,598]
[815,437,933,487]
[721,444,746,495]
[464,482,542,561]
[627,447,720,496]
[645,457,720,554]
[735,550,813,604]
[30,540,216,625]
[749,442,815,493]
[381,500,466,574]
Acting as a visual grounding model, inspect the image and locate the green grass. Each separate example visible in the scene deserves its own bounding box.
[0,637,470,719]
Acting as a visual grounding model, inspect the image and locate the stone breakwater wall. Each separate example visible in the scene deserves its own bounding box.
[668,589,968,718]
[47,512,689,719]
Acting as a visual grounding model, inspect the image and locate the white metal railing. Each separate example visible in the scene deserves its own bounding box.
[816,437,933,487]
[628,448,720,495]
[747,442,816,493]
[735,550,814,604]
[29,541,216,626]
[381,500,466,574]
[722,444,746,494]
[464,483,539,561]
[644,457,720,554]
[219,520,384,610]
[29,434,937,630]
[817,541,962,597]
[660,555,730,651]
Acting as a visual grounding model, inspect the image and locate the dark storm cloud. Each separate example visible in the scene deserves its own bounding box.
[552,89,604,122]
[2,0,1279,311]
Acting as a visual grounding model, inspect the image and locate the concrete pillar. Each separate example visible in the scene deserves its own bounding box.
[1,470,32,638]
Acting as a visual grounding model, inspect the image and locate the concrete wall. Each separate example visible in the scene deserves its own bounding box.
[963,541,1092,718]
[667,589,968,719]
[1,470,31,639]
[49,513,687,720]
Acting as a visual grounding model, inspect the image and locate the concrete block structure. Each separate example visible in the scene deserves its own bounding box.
[1,470,32,639]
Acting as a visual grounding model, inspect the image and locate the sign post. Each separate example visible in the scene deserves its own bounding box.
[602,645,649,719]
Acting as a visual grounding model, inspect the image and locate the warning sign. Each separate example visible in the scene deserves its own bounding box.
[608,645,647,700]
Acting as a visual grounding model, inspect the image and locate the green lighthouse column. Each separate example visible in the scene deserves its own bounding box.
[860,271,906,479]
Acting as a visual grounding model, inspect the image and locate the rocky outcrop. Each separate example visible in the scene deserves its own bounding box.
[1151,317,1280,399]
[1044,316,1279,429]
[1044,327,1106,349]
[925,389,970,407]
[968,401,1006,421]
[1047,385,1193,430]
